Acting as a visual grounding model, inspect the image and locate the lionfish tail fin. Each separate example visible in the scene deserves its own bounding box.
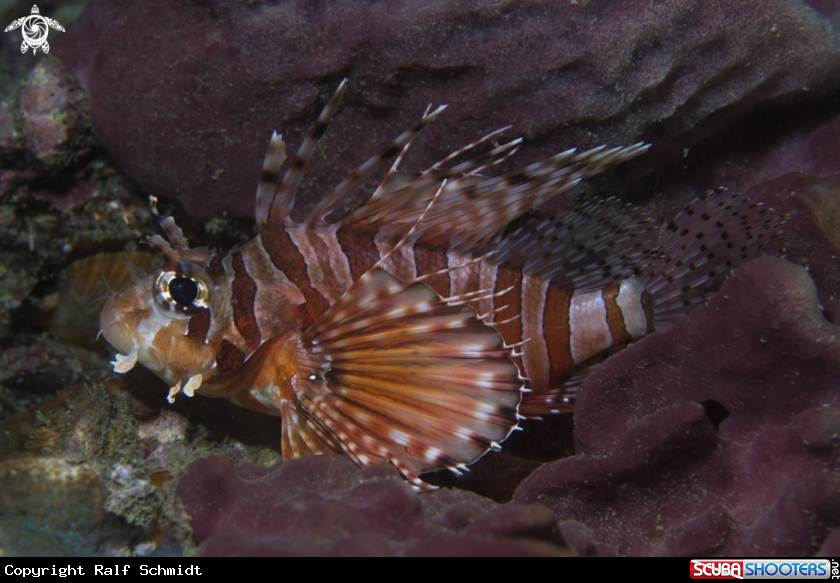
[286,268,523,490]
[641,188,786,328]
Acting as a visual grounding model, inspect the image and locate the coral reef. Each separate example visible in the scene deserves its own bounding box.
[0,56,93,197]
[53,0,840,219]
[0,332,109,421]
[0,379,147,556]
[0,52,139,342]
[0,362,291,556]
[751,173,840,320]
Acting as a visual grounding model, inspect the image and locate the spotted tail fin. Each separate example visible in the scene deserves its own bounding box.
[491,196,660,289]
[641,188,786,327]
[514,190,785,416]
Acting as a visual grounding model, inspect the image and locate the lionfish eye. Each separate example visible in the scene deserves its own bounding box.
[154,269,210,315]
[169,277,198,306]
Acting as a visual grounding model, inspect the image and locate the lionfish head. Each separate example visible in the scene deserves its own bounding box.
[100,197,218,388]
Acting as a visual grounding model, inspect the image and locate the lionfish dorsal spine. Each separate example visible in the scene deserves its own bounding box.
[260,79,348,226]
[305,104,448,226]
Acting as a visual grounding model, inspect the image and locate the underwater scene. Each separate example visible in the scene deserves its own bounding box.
[0,0,839,557]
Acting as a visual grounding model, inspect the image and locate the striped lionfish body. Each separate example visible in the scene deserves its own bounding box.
[101,81,783,488]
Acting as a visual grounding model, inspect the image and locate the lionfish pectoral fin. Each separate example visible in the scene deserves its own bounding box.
[287,268,524,490]
[198,334,291,400]
[279,397,342,459]
[196,333,344,456]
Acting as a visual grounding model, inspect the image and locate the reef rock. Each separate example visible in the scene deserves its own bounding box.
[750,173,840,321]
[0,457,105,556]
[515,256,840,556]
[54,0,840,219]
[17,58,91,169]
[0,57,92,196]
[177,454,574,556]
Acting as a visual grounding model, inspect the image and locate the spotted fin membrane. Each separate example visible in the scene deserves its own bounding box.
[642,188,786,327]
[514,187,786,415]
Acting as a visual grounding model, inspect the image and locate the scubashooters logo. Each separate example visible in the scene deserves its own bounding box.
[4,5,64,54]
[691,559,835,580]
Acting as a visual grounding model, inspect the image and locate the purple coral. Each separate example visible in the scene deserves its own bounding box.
[53,0,840,219]
[175,253,840,557]
[177,455,572,556]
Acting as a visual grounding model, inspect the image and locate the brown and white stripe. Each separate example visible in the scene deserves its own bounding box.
[286,225,354,304]
[196,186,779,426]
[216,218,656,418]
[229,84,659,415]
[374,230,417,283]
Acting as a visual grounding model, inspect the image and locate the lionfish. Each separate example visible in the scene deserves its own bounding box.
[100,81,782,489]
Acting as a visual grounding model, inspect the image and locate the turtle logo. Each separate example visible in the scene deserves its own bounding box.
[4,5,64,55]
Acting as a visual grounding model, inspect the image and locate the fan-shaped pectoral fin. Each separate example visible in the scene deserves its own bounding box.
[286,268,524,489]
